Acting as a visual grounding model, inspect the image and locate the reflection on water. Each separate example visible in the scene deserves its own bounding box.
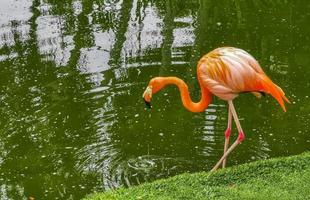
[0,0,309,199]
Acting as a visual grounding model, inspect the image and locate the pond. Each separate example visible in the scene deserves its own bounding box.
[0,0,309,199]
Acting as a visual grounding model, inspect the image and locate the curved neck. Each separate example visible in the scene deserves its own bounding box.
[160,77,212,112]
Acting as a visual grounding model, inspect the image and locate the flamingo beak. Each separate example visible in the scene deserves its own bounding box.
[142,86,152,109]
[144,98,152,109]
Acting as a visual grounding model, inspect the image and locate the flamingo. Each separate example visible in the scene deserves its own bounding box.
[142,47,289,172]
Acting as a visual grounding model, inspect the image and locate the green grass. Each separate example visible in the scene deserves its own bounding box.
[84,152,310,200]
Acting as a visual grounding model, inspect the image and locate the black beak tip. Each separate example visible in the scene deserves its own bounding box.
[143,98,152,109]
[259,91,266,97]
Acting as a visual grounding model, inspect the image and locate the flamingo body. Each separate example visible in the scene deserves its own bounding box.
[197,47,289,111]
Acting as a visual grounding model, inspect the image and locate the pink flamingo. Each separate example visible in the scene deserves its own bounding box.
[142,47,289,171]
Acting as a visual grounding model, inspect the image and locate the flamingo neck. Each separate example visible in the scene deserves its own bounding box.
[160,77,212,112]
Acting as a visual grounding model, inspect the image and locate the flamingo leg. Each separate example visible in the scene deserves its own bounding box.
[211,100,245,172]
[222,106,232,168]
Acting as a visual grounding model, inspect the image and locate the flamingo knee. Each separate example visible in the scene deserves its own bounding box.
[225,128,231,138]
[237,131,245,143]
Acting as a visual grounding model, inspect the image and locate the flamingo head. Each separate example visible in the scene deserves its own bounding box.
[142,77,165,109]
[142,85,152,108]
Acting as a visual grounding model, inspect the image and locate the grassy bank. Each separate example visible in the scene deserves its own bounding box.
[85,152,310,200]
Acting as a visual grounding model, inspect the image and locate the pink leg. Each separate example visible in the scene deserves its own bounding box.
[222,107,232,168]
[211,100,245,172]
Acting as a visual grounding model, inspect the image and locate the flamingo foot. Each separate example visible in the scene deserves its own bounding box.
[211,140,240,172]
[211,131,246,172]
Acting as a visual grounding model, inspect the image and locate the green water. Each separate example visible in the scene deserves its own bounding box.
[0,0,309,199]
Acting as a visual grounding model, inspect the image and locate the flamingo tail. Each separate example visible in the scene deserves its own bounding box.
[259,75,290,112]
